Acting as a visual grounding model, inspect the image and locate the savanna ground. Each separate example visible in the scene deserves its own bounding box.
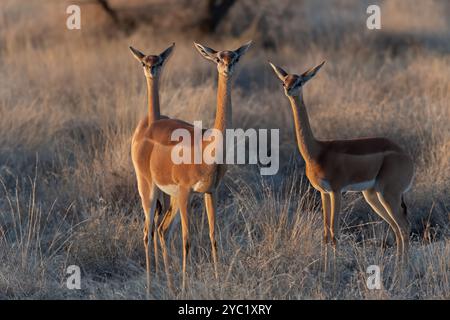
[0,0,449,299]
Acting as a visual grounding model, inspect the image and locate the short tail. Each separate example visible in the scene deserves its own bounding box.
[401,195,407,217]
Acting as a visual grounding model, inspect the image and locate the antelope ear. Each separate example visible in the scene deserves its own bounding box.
[234,40,252,57]
[269,62,288,82]
[194,42,218,62]
[159,42,175,63]
[129,46,145,62]
[301,60,326,83]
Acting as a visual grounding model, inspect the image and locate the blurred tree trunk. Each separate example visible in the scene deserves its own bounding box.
[94,0,136,33]
[199,0,237,33]
[96,0,119,25]
[94,0,237,35]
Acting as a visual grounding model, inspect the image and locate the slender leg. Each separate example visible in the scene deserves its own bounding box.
[136,177,150,293]
[362,189,403,256]
[158,197,179,294]
[152,200,161,275]
[139,179,158,297]
[205,192,219,280]
[178,189,191,294]
[374,154,412,265]
[321,192,331,244]
[377,191,409,264]
[320,192,331,273]
[167,212,181,240]
[399,194,410,254]
[329,191,341,278]
[329,191,341,247]
[152,193,171,277]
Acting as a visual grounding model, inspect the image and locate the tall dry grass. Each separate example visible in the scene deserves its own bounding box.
[0,0,448,299]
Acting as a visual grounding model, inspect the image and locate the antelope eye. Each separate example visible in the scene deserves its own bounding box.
[216,58,220,63]
[142,62,146,67]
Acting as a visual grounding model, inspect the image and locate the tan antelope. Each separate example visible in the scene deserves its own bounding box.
[129,43,174,292]
[138,41,252,293]
[269,61,414,260]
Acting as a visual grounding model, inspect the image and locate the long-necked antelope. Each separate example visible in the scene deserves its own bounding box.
[140,41,251,293]
[129,43,175,293]
[269,61,414,261]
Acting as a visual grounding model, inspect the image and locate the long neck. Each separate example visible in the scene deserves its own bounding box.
[146,76,160,123]
[289,95,320,162]
[213,74,232,132]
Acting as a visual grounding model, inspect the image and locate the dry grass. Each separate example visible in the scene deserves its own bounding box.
[0,0,448,299]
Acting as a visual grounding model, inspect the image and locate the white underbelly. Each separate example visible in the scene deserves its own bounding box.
[192,180,209,193]
[316,178,376,193]
[342,179,376,192]
[157,184,179,196]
